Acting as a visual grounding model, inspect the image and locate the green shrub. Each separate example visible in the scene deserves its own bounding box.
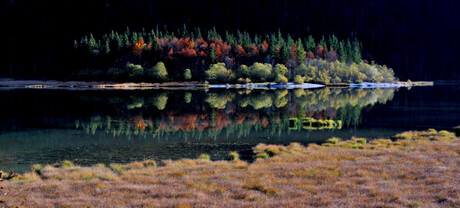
[275,74,288,84]
[228,152,239,161]
[184,92,192,104]
[294,75,305,84]
[147,62,168,81]
[249,62,272,82]
[126,63,144,81]
[198,154,211,160]
[273,64,288,77]
[205,63,234,83]
[183,69,192,80]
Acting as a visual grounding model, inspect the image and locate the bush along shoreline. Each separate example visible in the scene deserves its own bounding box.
[1,128,459,207]
[71,26,397,85]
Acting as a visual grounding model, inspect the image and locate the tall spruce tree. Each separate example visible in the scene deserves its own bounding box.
[306,35,316,52]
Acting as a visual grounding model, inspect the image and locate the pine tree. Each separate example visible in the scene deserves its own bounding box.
[286,34,294,48]
[196,28,202,38]
[296,38,306,63]
[319,36,327,52]
[89,34,98,51]
[210,44,218,64]
[352,39,362,63]
[329,34,339,51]
[339,41,347,63]
[280,43,289,64]
[270,44,278,62]
[103,40,110,55]
[306,35,316,52]
[346,39,353,63]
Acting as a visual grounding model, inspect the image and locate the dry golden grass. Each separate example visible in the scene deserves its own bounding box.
[1,130,459,207]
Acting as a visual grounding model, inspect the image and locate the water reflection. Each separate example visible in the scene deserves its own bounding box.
[75,88,396,140]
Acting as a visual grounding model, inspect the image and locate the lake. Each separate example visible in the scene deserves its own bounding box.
[1,83,459,172]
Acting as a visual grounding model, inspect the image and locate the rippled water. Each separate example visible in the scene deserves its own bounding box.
[1,83,459,172]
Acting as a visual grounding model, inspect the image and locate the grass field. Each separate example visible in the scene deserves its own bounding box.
[1,129,459,207]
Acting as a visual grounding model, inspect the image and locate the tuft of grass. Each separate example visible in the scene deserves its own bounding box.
[439,130,450,136]
[407,202,423,208]
[428,128,437,134]
[61,160,74,168]
[228,152,239,161]
[353,138,367,144]
[256,152,269,159]
[31,164,43,175]
[198,154,211,160]
[142,160,157,167]
[326,137,341,145]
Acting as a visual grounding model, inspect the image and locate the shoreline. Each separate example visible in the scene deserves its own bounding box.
[0,79,434,90]
[1,129,458,207]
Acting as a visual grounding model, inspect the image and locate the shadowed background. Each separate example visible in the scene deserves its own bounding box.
[1,0,459,80]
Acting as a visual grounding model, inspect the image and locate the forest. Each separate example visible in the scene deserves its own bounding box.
[72,26,395,84]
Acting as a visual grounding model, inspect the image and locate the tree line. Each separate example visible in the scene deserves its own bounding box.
[72,25,395,84]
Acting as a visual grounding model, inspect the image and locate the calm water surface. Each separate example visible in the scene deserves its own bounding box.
[1,84,459,172]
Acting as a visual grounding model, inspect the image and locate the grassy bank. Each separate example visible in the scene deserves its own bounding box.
[1,130,459,207]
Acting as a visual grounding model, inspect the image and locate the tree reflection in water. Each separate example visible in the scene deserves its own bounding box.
[77,88,396,140]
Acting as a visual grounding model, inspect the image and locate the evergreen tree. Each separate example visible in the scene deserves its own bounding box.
[270,44,278,62]
[296,38,306,63]
[339,41,347,63]
[352,39,362,63]
[280,43,289,64]
[210,44,218,64]
[319,36,327,52]
[89,34,98,51]
[286,34,294,48]
[306,35,316,52]
[346,39,353,63]
[329,34,339,51]
[103,40,110,55]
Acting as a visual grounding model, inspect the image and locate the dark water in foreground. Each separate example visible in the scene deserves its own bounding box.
[1,84,459,172]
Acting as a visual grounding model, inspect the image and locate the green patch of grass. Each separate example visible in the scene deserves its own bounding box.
[428,128,437,134]
[228,152,239,161]
[142,160,157,167]
[406,202,423,208]
[256,153,269,159]
[198,154,211,160]
[61,160,74,169]
[326,137,340,145]
[439,130,450,136]
[31,164,43,175]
